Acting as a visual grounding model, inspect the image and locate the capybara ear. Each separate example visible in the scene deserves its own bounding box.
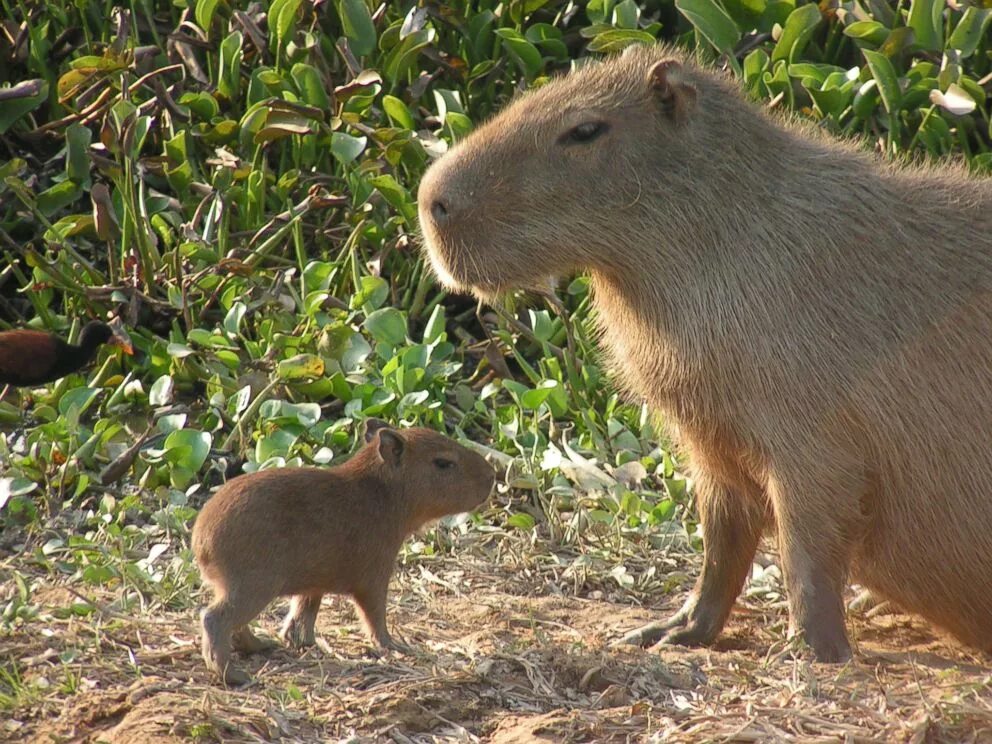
[364,418,390,443]
[375,428,405,466]
[647,59,697,123]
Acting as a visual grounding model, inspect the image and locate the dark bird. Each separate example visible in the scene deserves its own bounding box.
[0,320,133,387]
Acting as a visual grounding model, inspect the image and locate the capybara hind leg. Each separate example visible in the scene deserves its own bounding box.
[280,593,322,649]
[353,582,411,654]
[620,473,766,648]
[232,625,279,654]
[201,590,272,685]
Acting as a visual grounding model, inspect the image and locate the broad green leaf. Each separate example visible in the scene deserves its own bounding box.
[164,430,212,471]
[0,80,47,134]
[277,354,326,380]
[364,307,408,348]
[494,28,543,79]
[906,0,942,52]
[947,7,992,58]
[330,131,367,164]
[338,0,377,57]
[675,0,741,56]
[587,29,657,53]
[195,0,221,32]
[771,4,822,63]
[383,95,415,129]
[863,49,902,113]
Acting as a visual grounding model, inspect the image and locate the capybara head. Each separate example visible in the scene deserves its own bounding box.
[362,419,496,520]
[418,44,729,299]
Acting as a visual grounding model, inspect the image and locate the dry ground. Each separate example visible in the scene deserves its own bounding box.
[3,542,992,744]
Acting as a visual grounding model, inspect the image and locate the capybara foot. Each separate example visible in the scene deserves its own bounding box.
[219,662,252,686]
[280,616,316,649]
[615,616,685,648]
[232,626,279,654]
[792,618,852,663]
[652,619,722,650]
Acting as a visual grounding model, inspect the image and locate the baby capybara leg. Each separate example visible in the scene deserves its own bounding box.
[620,472,766,648]
[201,588,272,685]
[353,582,410,653]
[232,625,279,654]
[280,593,322,649]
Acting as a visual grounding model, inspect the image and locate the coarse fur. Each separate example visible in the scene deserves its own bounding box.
[192,421,495,684]
[417,42,992,661]
[0,321,124,386]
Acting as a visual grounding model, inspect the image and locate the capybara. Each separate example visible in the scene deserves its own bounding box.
[192,420,496,684]
[417,43,992,661]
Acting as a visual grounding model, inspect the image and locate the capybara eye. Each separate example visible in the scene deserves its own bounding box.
[560,121,609,145]
[433,457,455,470]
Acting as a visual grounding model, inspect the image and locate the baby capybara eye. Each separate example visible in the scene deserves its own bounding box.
[433,457,455,470]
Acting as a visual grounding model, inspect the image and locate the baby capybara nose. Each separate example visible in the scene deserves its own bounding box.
[430,197,450,223]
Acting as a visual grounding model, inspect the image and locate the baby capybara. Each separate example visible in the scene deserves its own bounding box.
[418,43,992,661]
[192,420,495,684]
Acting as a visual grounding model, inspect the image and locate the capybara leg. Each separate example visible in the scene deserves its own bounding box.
[353,583,411,654]
[772,475,858,663]
[280,593,322,649]
[620,473,766,648]
[232,625,279,654]
[201,589,272,685]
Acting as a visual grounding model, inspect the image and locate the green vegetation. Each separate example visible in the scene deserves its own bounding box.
[0,0,990,735]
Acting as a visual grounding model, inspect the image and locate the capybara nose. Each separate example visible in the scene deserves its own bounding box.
[430,198,450,223]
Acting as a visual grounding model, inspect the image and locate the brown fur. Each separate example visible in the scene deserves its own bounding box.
[192,421,495,684]
[417,43,992,662]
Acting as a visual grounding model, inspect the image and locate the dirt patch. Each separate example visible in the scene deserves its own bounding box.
[4,552,992,743]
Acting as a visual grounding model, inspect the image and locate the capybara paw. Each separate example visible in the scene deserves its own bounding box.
[614,616,686,648]
[652,621,719,650]
[232,631,279,654]
[805,635,852,663]
[224,665,252,686]
[280,621,316,650]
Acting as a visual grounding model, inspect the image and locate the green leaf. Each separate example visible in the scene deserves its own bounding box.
[423,303,446,344]
[843,20,889,46]
[947,7,992,58]
[771,3,822,63]
[195,0,221,33]
[369,174,417,223]
[906,0,942,52]
[270,0,303,53]
[338,0,377,57]
[36,180,84,217]
[364,307,408,348]
[277,353,326,380]
[218,31,244,101]
[383,95,415,130]
[494,28,543,79]
[863,49,902,114]
[0,80,48,134]
[587,29,657,53]
[506,512,537,530]
[675,0,741,56]
[330,131,367,164]
[164,429,212,471]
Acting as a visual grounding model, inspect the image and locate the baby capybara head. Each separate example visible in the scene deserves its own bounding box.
[363,419,496,519]
[418,44,735,299]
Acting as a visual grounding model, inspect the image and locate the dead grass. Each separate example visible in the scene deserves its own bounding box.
[3,536,992,743]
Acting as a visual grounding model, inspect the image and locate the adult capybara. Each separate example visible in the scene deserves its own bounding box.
[192,420,495,684]
[417,43,992,662]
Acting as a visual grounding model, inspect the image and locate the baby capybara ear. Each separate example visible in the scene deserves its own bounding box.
[374,428,405,467]
[647,59,697,124]
[364,418,391,443]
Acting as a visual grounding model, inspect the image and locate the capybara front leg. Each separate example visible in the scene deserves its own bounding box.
[620,472,766,648]
[353,582,411,654]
